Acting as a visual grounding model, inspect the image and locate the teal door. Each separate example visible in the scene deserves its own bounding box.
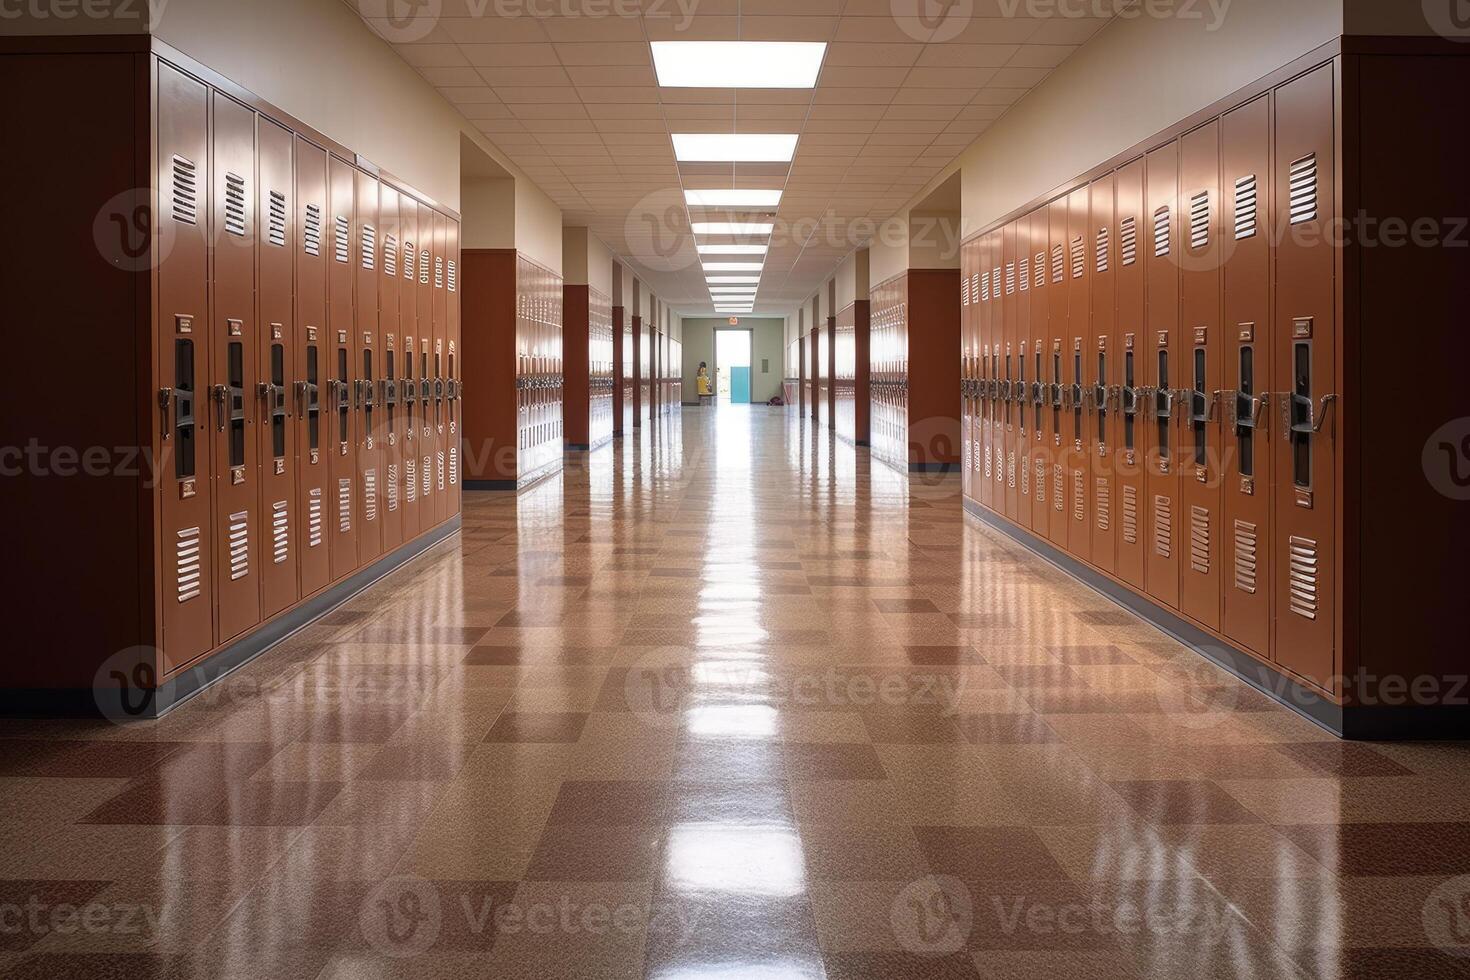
[731,366,751,404]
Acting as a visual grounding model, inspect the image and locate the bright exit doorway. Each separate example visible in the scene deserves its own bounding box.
[714,328,753,405]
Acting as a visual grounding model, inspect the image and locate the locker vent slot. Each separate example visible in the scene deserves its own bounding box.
[419,249,430,285]
[1034,252,1046,288]
[1051,244,1064,283]
[228,511,250,581]
[170,155,198,225]
[435,255,444,290]
[447,259,457,293]
[337,478,352,532]
[403,242,416,280]
[223,173,247,237]
[1189,505,1211,574]
[970,273,979,303]
[1095,479,1110,531]
[1005,262,1016,295]
[271,501,289,565]
[1070,237,1085,279]
[437,450,446,491]
[1288,535,1320,619]
[449,446,458,486]
[364,469,377,522]
[388,463,400,512]
[422,454,432,496]
[1122,486,1139,544]
[361,224,376,270]
[981,271,991,302]
[962,276,971,306]
[1152,207,1171,257]
[1189,192,1210,250]
[308,488,323,547]
[1073,470,1085,521]
[303,204,322,256]
[1289,154,1318,225]
[406,457,418,503]
[1095,227,1110,274]
[268,191,287,248]
[1054,464,1065,512]
[384,234,398,277]
[1035,459,1046,506]
[1019,255,1030,291]
[333,215,350,264]
[175,526,202,602]
[1234,175,1258,240]
[1153,495,1172,558]
[993,267,1002,298]
[1120,217,1137,266]
[1233,519,1258,594]
[1020,456,1029,495]
[984,445,992,480]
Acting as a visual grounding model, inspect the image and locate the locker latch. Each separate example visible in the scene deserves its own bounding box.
[1284,392,1338,439]
[1121,383,1142,418]
[212,383,244,432]
[1233,390,1268,432]
[159,387,173,439]
[258,382,287,417]
[1092,380,1109,412]
[382,378,398,407]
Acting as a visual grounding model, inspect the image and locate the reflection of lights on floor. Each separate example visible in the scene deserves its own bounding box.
[683,704,778,739]
[650,961,825,980]
[664,826,806,897]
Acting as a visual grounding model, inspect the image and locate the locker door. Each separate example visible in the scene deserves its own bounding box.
[378,186,403,554]
[257,119,297,618]
[157,63,214,671]
[622,313,633,433]
[985,232,1001,511]
[432,210,449,526]
[446,217,461,515]
[1144,141,1181,609]
[1065,186,1092,565]
[1220,95,1273,658]
[1016,219,1033,522]
[327,156,358,579]
[972,240,985,509]
[630,315,641,428]
[355,170,382,565]
[1001,222,1018,521]
[1046,202,1069,548]
[416,202,433,519]
[1272,65,1337,689]
[1114,158,1148,590]
[960,240,973,501]
[210,93,261,644]
[1028,209,1051,533]
[293,137,331,598]
[1179,120,1225,631]
[399,201,420,541]
[1090,175,1118,575]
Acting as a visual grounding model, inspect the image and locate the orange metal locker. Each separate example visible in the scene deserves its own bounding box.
[984,233,1000,510]
[1015,219,1034,522]
[1144,141,1181,609]
[446,215,460,515]
[1001,222,1018,521]
[1064,186,1092,565]
[210,92,261,644]
[960,240,974,501]
[378,185,404,554]
[293,136,331,599]
[157,63,214,671]
[1028,209,1051,533]
[1114,158,1148,590]
[415,201,433,523]
[1046,202,1069,549]
[1179,121,1225,631]
[257,119,297,617]
[1090,175,1118,575]
[354,170,382,565]
[1220,95,1273,658]
[432,209,449,528]
[399,202,421,542]
[1272,64,1337,690]
[326,156,358,580]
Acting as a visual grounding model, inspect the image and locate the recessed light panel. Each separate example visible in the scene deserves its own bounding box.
[693,222,775,236]
[696,244,769,256]
[685,189,783,208]
[674,135,797,163]
[702,262,764,272]
[707,276,761,284]
[653,42,826,89]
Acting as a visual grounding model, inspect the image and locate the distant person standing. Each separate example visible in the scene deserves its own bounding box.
[697,362,713,404]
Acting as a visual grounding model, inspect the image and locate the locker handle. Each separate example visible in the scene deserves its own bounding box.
[159,388,172,440]
[1032,381,1047,407]
[212,384,228,432]
[1092,382,1109,412]
[1311,393,1338,436]
[1121,385,1143,417]
[1208,390,1225,423]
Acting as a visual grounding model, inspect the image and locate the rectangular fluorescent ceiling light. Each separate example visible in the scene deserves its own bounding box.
[693,222,774,236]
[697,244,768,256]
[685,189,783,208]
[707,276,761,284]
[709,286,758,293]
[653,42,826,89]
[702,262,764,272]
[674,135,797,163]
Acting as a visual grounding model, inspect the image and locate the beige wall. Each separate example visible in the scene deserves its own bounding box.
[835,248,870,310]
[909,209,962,270]
[681,317,786,404]
[461,178,515,251]
[562,228,613,296]
[869,232,908,288]
[516,179,562,275]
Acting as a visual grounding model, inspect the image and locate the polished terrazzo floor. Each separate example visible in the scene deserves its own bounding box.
[4,407,1470,979]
